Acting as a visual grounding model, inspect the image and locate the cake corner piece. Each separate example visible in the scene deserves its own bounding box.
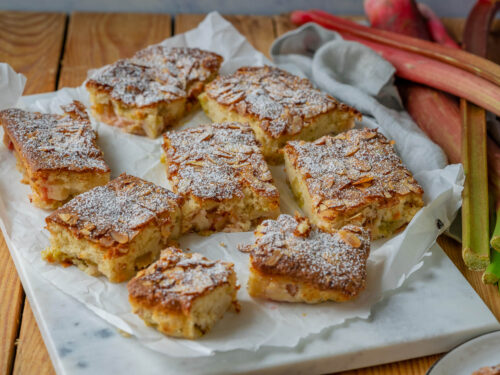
[0,100,110,209]
[43,174,182,282]
[128,247,239,339]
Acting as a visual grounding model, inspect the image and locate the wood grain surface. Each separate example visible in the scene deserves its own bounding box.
[0,11,498,375]
[0,11,66,375]
[58,13,172,88]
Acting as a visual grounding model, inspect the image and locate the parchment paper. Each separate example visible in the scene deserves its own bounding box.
[0,12,463,358]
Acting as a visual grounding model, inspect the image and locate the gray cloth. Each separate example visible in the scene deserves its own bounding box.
[270,23,447,172]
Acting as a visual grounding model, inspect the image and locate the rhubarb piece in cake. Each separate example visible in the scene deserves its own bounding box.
[86,47,223,138]
[283,128,424,239]
[44,174,182,282]
[128,247,239,339]
[199,66,360,163]
[0,101,110,209]
[244,214,370,303]
[162,122,280,233]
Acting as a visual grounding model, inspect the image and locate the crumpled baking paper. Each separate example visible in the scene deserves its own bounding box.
[0,12,463,358]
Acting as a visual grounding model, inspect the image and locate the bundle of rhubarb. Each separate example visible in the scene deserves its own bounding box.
[291,0,500,289]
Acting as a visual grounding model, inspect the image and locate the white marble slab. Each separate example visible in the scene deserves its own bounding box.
[8,236,498,375]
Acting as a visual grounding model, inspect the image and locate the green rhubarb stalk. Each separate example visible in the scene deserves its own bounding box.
[483,247,500,283]
[461,99,490,270]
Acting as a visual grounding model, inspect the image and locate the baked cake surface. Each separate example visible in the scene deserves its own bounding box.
[128,247,239,339]
[244,214,370,303]
[86,47,223,138]
[162,122,280,233]
[283,128,424,239]
[0,101,110,209]
[44,174,182,282]
[199,66,360,162]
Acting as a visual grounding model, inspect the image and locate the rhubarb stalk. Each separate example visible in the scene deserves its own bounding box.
[290,9,500,86]
[461,100,490,270]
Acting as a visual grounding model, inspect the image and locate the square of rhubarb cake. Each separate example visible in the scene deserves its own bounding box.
[0,101,110,210]
[86,47,223,138]
[199,66,360,163]
[283,128,424,239]
[128,247,239,339]
[244,214,370,303]
[162,122,280,233]
[44,174,182,283]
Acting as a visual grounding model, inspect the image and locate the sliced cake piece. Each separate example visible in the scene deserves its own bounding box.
[283,128,424,239]
[44,174,182,282]
[86,47,223,138]
[244,214,370,303]
[162,122,280,234]
[0,101,110,210]
[199,66,360,163]
[128,247,239,339]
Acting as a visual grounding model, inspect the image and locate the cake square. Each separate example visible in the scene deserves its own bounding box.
[199,66,360,163]
[283,128,424,239]
[244,214,370,303]
[128,247,239,339]
[86,46,223,138]
[44,174,182,282]
[162,122,280,233]
[0,101,110,210]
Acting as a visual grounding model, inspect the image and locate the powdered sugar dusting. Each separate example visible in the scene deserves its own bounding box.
[129,247,234,311]
[250,214,370,295]
[204,66,357,138]
[0,101,109,172]
[47,174,180,244]
[163,122,279,200]
[87,47,222,107]
[285,129,423,211]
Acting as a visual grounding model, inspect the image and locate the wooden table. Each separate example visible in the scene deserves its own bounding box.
[0,11,499,375]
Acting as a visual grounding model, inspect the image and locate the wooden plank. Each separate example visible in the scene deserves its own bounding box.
[0,12,66,95]
[0,11,66,375]
[58,12,172,88]
[12,303,55,375]
[175,14,275,58]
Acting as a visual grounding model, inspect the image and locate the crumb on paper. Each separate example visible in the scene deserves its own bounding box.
[302,313,307,317]
[220,242,226,248]
[118,329,132,338]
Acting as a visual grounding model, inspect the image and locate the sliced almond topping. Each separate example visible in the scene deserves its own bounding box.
[111,231,129,244]
[338,230,361,248]
[384,191,392,199]
[323,198,344,209]
[58,213,78,225]
[322,175,335,190]
[99,236,115,247]
[345,145,359,157]
[314,137,327,146]
[352,176,374,185]
[265,250,282,266]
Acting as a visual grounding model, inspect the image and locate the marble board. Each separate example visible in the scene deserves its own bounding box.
[6,232,498,375]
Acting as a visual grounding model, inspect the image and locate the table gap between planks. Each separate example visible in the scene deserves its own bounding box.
[0,11,498,375]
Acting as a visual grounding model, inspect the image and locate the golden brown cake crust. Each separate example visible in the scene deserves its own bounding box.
[162,122,279,202]
[245,214,370,297]
[46,174,181,253]
[128,247,236,313]
[85,47,223,109]
[203,66,360,139]
[0,101,109,173]
[283,128,424,213]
